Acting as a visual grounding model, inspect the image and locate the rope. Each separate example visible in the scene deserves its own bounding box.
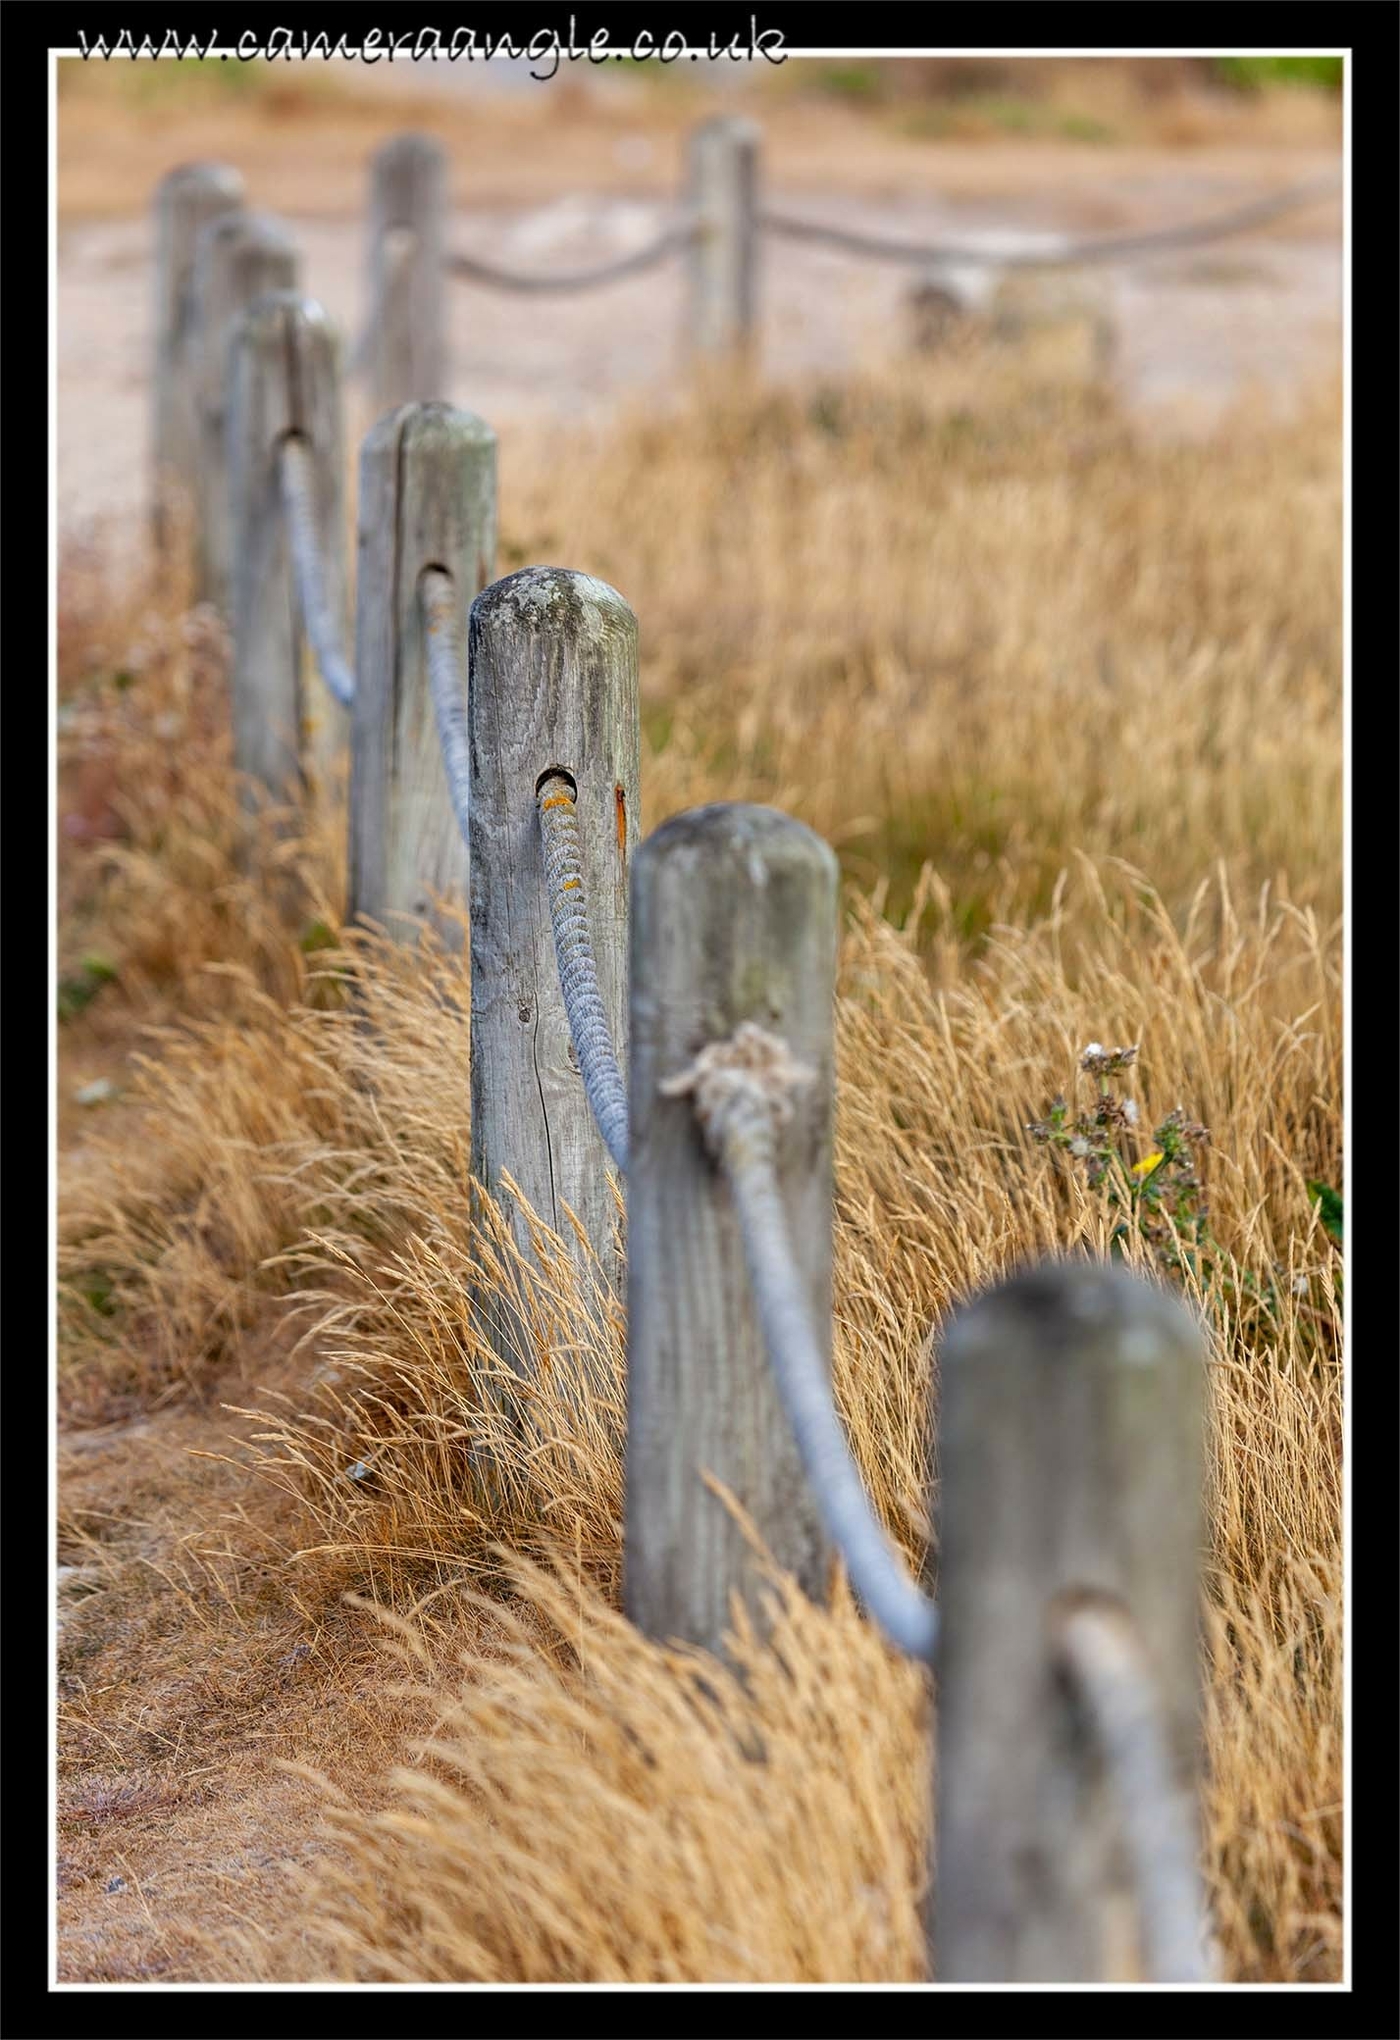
[537,776,629,1175]
[446,217,698,295]
[1053,1594,1213,1983]
[419,567,471,850]
[279,436,354,709]
[664,1024,940,1664]
[761,172,1339,272]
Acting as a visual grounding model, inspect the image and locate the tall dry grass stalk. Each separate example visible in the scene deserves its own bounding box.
[58,358,1341,1983]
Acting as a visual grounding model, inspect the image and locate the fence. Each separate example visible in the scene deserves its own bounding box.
[349,119,1336,413]
[133,126,1242,1983]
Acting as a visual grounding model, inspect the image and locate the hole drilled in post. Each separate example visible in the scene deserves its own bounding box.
[536,766,578,800]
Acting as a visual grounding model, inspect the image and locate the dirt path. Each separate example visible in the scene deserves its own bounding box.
[58,151,1340,556]
[56,1375,423,1981]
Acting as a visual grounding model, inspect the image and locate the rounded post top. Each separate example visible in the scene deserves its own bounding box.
[157,161,245,202]
[637,801,837,881]
[942,1259,1203,1370]
[197,208,297,258]
[373,131,448,170]
[470,565,635,642]
[360,399,498,459]
[690,114,764,147]
[231,289,338,343]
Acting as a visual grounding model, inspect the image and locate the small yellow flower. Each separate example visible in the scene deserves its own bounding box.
[1133,1150,1165,1178]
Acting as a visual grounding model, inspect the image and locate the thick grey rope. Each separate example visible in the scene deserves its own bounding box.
[664,1025,939,1664]
[761,172,1339,272]
[279,436,355,709]
[419,568,472,850]
[1054,1596,1213,1983]
[353,221,690,364]
[537,777,630,1175]
[447,217,698,294]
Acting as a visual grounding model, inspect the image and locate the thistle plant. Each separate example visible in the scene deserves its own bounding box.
[1028,1042,1337,1346]
[1028,1041,1212,1276]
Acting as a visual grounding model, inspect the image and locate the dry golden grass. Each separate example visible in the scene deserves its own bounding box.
[784,56,1342,154]
[506,360,1342,933]
[56,55,1339,223]
[58,354,1341,1983]
[222,1560,932,1985]
[58,536,343,1023]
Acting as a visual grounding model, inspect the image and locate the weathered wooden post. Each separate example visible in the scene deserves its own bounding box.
[907,265,975,354]
[190,210,300,609]
[348,402,496,946]
[934,1260,1207,1982]
[686,117,760,359]
[366,134,448,413]
[625,803,837,1654]
[226,293,349,802]
[151,162,245,554]
[467,569,639,1320]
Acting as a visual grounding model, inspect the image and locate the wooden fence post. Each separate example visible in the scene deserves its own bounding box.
[625,803,837,1654]
[907,266,975,354]
[226,292,348,802]
[190,211,300,610]
[366,134,448,414]
[151,162,245,554]
[466,568,640,1320]
[934,1260,1205,1982]
[686,117,760,359]
[348,402,496,947]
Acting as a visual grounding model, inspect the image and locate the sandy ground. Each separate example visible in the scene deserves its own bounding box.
[57,149,1341,558]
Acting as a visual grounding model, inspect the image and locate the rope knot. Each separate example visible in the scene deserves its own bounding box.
[660,1021,814,1160]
